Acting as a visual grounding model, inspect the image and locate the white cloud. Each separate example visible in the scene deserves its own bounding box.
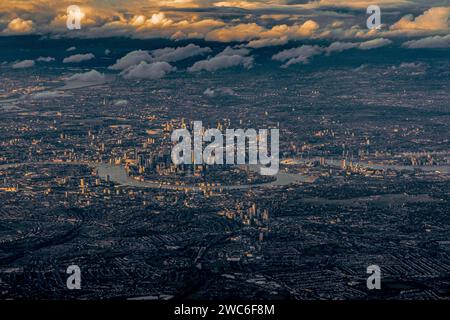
[250,20,319,48]
[188,54,253,72]
[66,70,106,83]
[36,56,55,62]
[63,53,95,63]
[403,34,450,48]
[247,37,288,48]
[217,46,250,57]
[12,60,35,69]
[391,7,450,33]
[272,45,323,67]
[213,1,268,9]
[206,23,264,42]
[358,38,392,50]
[204,20,319,47]
[66,46,77,52]
[325,38,393,56]
[121,61,175,80]
[274,37,395,68]
[3,18,33,34]
[109,45,212,71]
[325,41,359,55]
[66,12,226,40]
[1,3,448,46]
[151,44,212,62]
[108,50,153,70]
[302,0,408,9]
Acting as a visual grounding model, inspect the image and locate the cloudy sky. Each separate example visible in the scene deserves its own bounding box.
[0,0,448,79]
[0,1,448,47]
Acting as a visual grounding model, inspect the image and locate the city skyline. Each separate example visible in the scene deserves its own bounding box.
[0,0,449,303]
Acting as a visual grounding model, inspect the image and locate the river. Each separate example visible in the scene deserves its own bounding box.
[1,158,447,191]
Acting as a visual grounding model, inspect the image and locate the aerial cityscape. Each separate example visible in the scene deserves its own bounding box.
[0,0,449,301]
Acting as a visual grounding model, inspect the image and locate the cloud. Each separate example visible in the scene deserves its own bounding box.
[205,19,319,46]
[213,0,408,10]
[403,34,450,48]
[0,1,448,49]
[391,7,450,33]
[272,45,323,67]
[12,60,35,69]
[66,70,105,83]
[302,0,410,9]
[188,46,253,72]
[74,12,225,41]
[169,19,226,40]
[358,38,392,50]
[12,57,57,69]
[217,46,250,57]
[3,18,33,34]
[259,20,319,39]
[206,23,265,42]
[151,44,212,62]
[324,38,392,55]
[109,50,153,71]
[109,44,211,73]
[63,53,95,63]
[36,56,55,62]
[188,55,253,72]
[271,37,393,67]
[318,24,376,41]
[121,61,175,80]
[247,37,289,48]
[242,20,320,48]
[213,1,270,9]
[66,46,77,52]
[271,20,320,38]
[325,41,359,55]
